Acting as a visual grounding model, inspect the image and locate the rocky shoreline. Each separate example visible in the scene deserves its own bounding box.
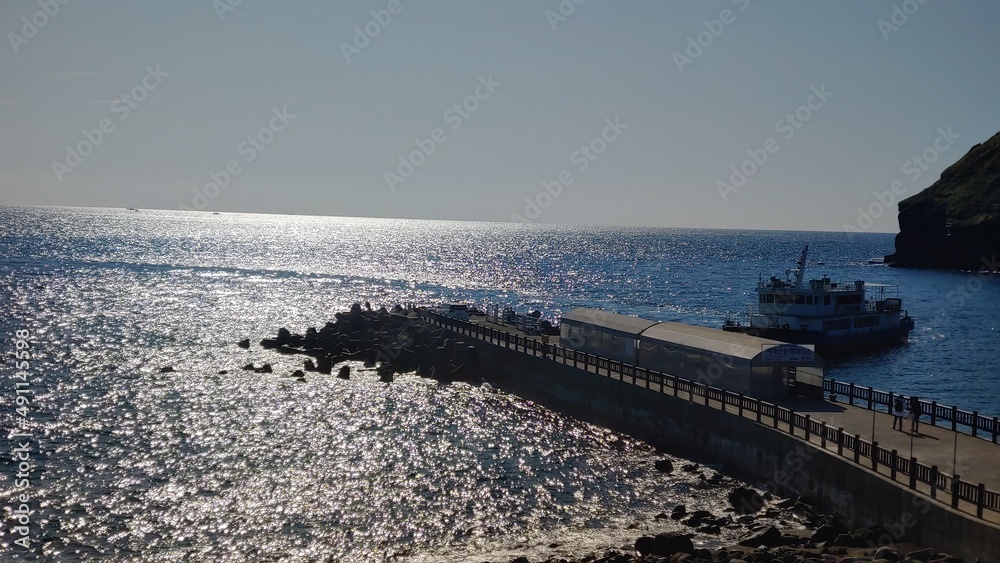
[250,302,483,384]
[245,305,974,563]
[503,538,966,563]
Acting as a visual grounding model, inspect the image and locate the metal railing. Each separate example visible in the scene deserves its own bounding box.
[824,379,1000,444]
[422,312,1000,521]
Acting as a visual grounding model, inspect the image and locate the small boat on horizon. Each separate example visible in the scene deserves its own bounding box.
[723,245,915,356]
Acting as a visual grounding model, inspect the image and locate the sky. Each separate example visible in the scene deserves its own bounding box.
[1,1,998,232]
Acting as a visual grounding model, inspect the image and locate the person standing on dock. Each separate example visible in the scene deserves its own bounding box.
[909,395,922,433]
[892,395,906,430]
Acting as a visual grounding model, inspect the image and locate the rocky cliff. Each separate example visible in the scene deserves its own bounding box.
[885,131,1000,270]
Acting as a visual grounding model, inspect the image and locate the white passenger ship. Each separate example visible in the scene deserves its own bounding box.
[723,245,915,356]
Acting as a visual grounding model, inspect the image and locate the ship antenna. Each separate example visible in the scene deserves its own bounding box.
[794,245,808,289]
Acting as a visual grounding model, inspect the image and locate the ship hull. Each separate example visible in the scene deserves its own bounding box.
[722,324,911,357]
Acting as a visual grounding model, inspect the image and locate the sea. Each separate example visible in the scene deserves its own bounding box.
[2,206,998,562]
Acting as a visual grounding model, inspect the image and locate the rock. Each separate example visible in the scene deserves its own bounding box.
[317,357,333,375]
[775,497,798,509]
[276,327,291,345]
[739,526,784,548]
[851,525,889,547]
[650,532,694,556]
[159,366,175,373]
[337,365,350,379]
[906,549,937,562]
[242,363,255,371]
[830,533,860,547]
[811,522,846,544]
[635,536,656,557]
[670,505,686,520]
[291,369,305,378]
[729,487,764,514]
[654,512,669,520]
[304,359,316,371]
[217,370,228,375]
[874,547,901,561]
[682,510,721,528]
[237,338,250,349]
[655,459,674,473]
[255,363,272,373]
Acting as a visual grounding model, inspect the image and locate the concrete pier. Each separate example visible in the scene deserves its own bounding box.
[423,312,1000,560]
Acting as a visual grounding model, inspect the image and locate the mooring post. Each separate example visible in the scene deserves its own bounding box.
[977,484,986,518]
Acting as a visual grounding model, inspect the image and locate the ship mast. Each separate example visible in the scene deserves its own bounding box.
[793,245,808,289]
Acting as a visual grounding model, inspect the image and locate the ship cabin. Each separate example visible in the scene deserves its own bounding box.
[754,276,902,326]
[560,308,825,399]
[755,276,871,315]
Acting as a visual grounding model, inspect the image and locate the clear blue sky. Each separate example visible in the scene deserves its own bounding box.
[2,1,998,231]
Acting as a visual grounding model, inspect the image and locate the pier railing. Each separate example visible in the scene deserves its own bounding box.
[423,312,1000,521]
[823,379,999,444]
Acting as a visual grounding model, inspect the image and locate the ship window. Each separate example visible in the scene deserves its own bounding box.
[795,295,805,305]
[806,296,813,305]
[854,316,880,328]
[759,294,766,304]
[823,319,852,331]
[824,296,830,305]
[837,294,863,305]
[765,294,774,303]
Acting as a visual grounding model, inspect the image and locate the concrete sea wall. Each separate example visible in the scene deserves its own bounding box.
[470,337,1000,561]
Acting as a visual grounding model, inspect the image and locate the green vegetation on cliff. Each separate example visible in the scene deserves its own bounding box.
[886,131,1000,270]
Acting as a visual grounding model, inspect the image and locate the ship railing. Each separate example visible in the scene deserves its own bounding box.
[824,378,1000,445]
[421,311,1000,521]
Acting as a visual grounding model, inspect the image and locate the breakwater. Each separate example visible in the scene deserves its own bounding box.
[256,306,1000,561]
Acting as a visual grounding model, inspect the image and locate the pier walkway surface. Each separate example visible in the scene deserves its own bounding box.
[429,313,1000,526]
